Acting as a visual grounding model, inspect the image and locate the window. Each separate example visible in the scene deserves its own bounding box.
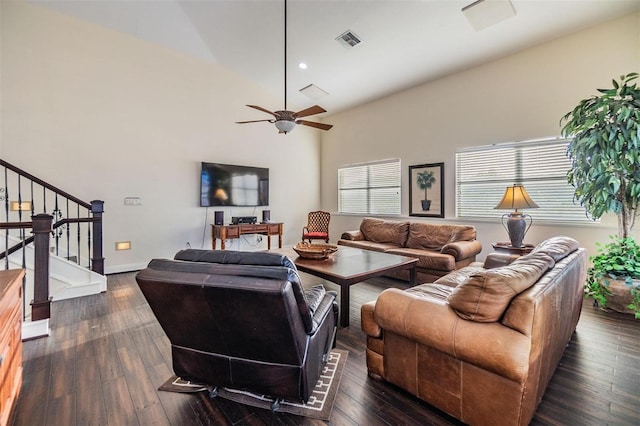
[455,138,590,222]
[338,159,401,215]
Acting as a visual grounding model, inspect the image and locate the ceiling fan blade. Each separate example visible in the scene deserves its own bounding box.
[247,105,278,117]
[295,105,326,118]
[298,120,333,131]
[236,119,274,124]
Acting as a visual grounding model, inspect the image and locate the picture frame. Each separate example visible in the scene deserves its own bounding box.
[409,162,444,218]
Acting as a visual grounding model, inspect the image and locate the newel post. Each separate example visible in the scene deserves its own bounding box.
[91,200,104,275]
[32,214,52,321]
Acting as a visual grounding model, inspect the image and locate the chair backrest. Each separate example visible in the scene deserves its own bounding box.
[307,210,331,232]
[135,251,314,365]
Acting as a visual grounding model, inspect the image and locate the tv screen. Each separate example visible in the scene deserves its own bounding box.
[200,162,269,207]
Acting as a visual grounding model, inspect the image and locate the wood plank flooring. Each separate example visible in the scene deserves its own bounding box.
[8,271,640,425]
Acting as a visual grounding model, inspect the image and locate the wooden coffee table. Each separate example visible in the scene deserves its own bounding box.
[274,245,417,327]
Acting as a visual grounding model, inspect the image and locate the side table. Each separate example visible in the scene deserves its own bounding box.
[492,242,535,256]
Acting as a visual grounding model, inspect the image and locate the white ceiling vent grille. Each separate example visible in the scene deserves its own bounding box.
[336,30,362,48]
[299,84,329,100]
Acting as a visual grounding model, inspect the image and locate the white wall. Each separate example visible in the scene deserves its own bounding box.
[1,2,321,273]
[321,12,640,260]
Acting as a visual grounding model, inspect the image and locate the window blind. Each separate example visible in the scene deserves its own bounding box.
[455,138,590,222]
[338,159,401,215]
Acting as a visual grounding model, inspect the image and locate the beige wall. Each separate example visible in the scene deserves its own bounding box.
[321,12,640,260]
[1,2,322,272]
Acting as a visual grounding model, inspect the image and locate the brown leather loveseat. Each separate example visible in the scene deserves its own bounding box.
[361,236,586,425]
[136,249,338,403]
[338,217,482,282]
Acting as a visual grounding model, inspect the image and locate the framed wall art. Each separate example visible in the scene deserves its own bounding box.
[409,162,444,218]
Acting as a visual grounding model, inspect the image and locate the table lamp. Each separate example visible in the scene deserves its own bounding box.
[494,184,539,248]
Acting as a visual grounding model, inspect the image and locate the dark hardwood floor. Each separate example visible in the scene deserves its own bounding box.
[9,271,640,425]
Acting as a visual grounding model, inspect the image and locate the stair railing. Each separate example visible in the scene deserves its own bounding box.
[0,159,104,323]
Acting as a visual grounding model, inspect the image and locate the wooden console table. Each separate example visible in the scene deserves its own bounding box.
[212,223,283,250]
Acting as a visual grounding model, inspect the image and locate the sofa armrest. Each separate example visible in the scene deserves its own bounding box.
[340,230,364,241]
[374,288,530,382]
[440,240,482,260]
[483,253,520,269]
[361,301,381,337]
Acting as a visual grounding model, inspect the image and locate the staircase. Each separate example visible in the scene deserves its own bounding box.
[0,159,105,340]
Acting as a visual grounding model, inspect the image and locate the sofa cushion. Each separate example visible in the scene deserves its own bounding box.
[406,223,476,250]
[531,236,579,262]
[447,251,555,322]
[360,218,409,246]
[174,249,297,270]
[433,265,486,287]
[338,239,400,253]
[386,248,455,272]
[406,283,455,301]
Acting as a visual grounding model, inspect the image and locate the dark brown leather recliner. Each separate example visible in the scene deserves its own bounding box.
[135,249,338,404]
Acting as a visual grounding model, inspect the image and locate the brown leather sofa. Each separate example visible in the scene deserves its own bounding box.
[338,217,482,282]
[361,236,586,426]
[136,249,338,403]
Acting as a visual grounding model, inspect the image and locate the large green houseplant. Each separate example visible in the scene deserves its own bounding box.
[560,73,640,318]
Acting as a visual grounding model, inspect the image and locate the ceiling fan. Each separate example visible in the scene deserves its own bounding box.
[236,0,333,134]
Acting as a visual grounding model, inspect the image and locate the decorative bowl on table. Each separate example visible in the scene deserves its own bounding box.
[293,242,338,259]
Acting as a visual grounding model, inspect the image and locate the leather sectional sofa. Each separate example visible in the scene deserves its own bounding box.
[361,236,586,426]
[338,217,483,282]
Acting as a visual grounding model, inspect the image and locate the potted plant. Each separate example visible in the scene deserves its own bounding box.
[560,72,640,318]
[416,170,436,211]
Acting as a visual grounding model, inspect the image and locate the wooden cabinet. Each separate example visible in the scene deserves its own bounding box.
[0,269,24,426]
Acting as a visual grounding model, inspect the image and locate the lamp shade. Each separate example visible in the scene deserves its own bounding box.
[275,120,296,133]
[494,184,539,211]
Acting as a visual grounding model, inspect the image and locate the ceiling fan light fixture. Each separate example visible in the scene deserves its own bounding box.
[275,120,296,133]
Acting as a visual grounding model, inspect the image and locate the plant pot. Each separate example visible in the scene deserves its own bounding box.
[421,200,431,211]
[601,278,638,315]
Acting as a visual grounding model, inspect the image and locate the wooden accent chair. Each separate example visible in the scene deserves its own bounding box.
[302,211,331,243]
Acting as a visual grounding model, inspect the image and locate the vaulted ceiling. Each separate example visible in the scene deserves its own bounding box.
[30,0,640,115]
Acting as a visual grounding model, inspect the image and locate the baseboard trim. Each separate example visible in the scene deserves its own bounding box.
[105,263,146,275]
[22,319,50,340]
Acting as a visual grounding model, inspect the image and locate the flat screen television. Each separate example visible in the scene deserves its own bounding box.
[200,162,269,207]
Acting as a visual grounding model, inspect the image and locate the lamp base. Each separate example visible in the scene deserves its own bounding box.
[501,212,533,248]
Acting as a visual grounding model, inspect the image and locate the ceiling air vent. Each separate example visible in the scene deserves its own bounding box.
[336,30,362,48]
[299,84,329,100]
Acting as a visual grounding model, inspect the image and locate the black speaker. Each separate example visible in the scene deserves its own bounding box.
[262,210,270,223]
[214,211,224,225]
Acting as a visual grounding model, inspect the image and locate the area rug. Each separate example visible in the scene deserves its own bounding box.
[158,349,348,420]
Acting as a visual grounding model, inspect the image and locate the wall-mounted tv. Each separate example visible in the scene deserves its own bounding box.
[200,162,269,207]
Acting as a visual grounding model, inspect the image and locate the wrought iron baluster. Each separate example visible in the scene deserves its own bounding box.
[3,167,8,270]
[65,198,70,261]
[54,195,60,256]
[76,203,81,265]
[30,180,35,218]
[87,208,92,269]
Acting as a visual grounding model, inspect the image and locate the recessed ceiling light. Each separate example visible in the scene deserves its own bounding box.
[298,62,308,70]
